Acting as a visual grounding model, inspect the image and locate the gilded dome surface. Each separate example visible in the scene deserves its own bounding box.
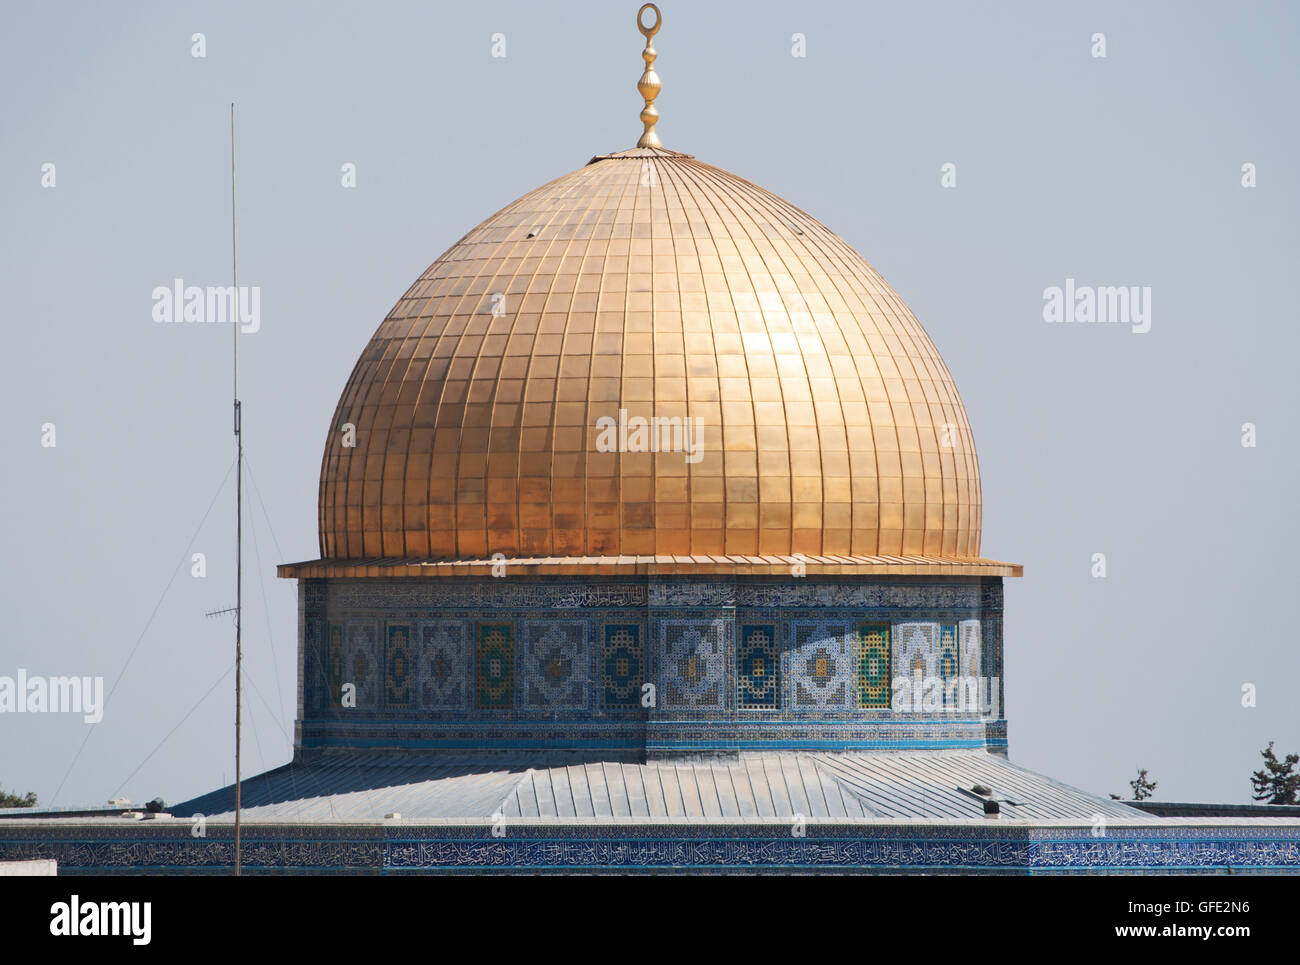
[318,147,982,562]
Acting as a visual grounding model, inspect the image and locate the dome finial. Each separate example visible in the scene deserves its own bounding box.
[635,4,663,148]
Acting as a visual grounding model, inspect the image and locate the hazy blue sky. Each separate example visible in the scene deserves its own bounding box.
[2,0,1297,808]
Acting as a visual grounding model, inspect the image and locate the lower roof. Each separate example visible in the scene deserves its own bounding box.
[164,751,1132,824]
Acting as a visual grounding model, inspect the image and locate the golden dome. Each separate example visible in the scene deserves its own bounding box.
[317,145,984,564]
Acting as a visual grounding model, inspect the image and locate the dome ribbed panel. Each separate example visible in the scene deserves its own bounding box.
[318,155,981,561]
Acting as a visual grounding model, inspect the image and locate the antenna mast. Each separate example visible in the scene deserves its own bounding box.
[230,102,243,877]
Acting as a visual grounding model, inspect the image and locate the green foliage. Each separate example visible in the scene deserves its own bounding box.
[0,787,37,808]
[1130,768,1157,801]
[1251,742,1300,805]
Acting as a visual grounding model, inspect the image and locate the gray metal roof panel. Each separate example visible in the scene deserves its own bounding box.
[168,751,1146,823]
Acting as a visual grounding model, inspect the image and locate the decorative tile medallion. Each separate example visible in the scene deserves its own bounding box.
[475,623,515,710]
[790,621,854,709]
[521,621,587,709]
[857,623,891,709]
[894,622,939,680]
[602,624,645,710]
[660,619,725,709]
[417,620,471,711]
[384,623,413,708]
[738,624,780,710]
[345,620,380,710]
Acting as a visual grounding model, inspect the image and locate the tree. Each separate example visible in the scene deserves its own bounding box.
[0,788,37,808]
[1251,742,1300,805]
[1130,768,1157,801]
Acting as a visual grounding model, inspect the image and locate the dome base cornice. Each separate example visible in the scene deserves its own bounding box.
[278,555,1021,579]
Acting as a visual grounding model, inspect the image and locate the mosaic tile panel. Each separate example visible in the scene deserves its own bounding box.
[384,623,413,708]
[660,619,726,709]
[602,624,645,710]
[894,622,939,680]
[982,615,1004,716]
[304,618,326,714]
[857,623,891,709]
[521,621,588,710]
[344,620,380,710]
[790,621,854,710]
[959,620,981,678]
[475,623,515,709]
[938,623,960,709]
[327,624,344,709]
[738,624,780,710]
[417,620,471,711]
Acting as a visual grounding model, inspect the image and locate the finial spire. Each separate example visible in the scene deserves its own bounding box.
[636,3,662,148]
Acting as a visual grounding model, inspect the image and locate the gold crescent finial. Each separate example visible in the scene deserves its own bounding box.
[636,4,662,148]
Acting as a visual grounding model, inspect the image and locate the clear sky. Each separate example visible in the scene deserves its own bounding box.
[2,0,1297,809]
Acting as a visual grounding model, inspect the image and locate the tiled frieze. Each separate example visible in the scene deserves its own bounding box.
[325,580,647,611]
[8,821,1300,874]
[319,577,986,613]
[298,577,1006,754]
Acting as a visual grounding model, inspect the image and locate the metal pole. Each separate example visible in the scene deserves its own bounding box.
[230,102,243,877]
